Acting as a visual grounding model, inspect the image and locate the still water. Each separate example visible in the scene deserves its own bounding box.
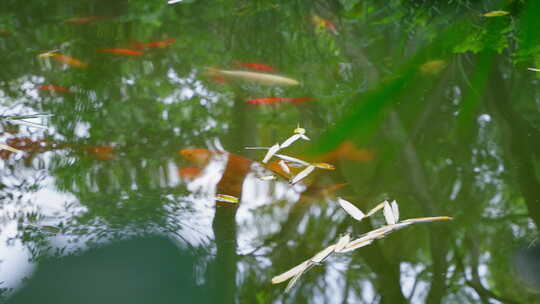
[1,0,540,303]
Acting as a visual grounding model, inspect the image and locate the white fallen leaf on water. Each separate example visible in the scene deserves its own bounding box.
[0,144,20,153]
[299,134,310,140]
[168,0,184,3]
[334,233,351,252]
[311,244,336,263]
[215,194,239,204]
[280,134,301,148]
[271,261,310,284]
[262,143,280,163]
[337,197,365,221]
[528,68,540,72]
[290,165,315,184]
[278,160,290,175]
[383,201,396,225]
[391,200,399,222]
[274,154,310,167]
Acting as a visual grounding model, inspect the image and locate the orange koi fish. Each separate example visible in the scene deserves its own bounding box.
[178,167,203,180]
[84,145,115,161]
[234,62,276,72]
[65,16,103,24]
[38,85,72,94]
[97,48,144,56]
[312,15,338,35]
[38,53,88,69]
[319,141,374,163]
[130,39,175,49]
[246,97,312,105]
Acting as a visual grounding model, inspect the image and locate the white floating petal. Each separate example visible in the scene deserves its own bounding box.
[311,244,336,263]
[391,200,399,222]
[312,162,335,170]
[294,126,306,134]
[274,154,310,167]
[280,134,301,148]
[300,134,310,141]
[337,197,365,221]
[334,233,351,253]
[528,67,540,72]
[278,160,290,175]
[258,175,276,180]
[290,165,315,184]
[383,201,396,225]
[262,143,280,163]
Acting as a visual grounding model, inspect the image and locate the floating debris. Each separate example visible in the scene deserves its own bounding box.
[337,197,365,221]
[262,143,281,163]
[272,199,452,292]
[290,165,315,184]
[528,68,540,72]
[258,175,276,181]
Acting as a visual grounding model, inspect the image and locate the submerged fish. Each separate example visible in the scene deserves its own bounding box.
[97,48,144,56]
[246,97,312,105]
[84,145,115,161]
[234,62,276,72]
[205,68,300,86]
[38,85,72,94]
[130,39,175,49]
[319,141,374,163]
[178,167,203,180]
[312,15,338,35]
[38,52,88,69]
[65,16,103,24]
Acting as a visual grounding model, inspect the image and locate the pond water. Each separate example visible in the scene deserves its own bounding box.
[1,0,540,303]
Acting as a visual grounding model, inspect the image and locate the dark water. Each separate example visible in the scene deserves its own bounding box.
[1,0,540,303]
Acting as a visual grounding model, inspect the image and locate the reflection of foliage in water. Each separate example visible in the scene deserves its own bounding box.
[1,0,540,303]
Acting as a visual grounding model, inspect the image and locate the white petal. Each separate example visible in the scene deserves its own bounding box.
[311,244,336,263]
[312,162,335,170]
[275,154,310,167]
[258,175,276,180]
[280,134,301,148]
[290,165,315,184]
[337,197,365,221]
[391,200,399,222]
[365,202,385,217]
[300,134,310,141]
[334,233,351,253]
[271,261,309,284]
[262,143,280,163]
[528,68,540,72]
[383,201,396,225]
[285,263,312,293]
[278,160,290,174]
